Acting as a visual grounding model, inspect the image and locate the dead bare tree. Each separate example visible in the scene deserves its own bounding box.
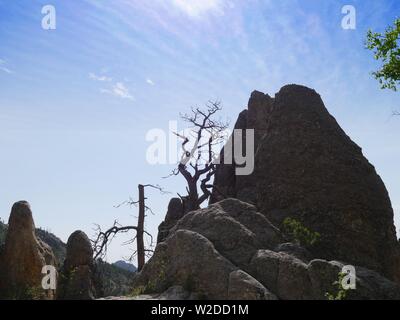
[92,184,167,272]
[166,101,229,212]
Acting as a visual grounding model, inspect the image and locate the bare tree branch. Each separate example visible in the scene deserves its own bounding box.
[92,221,138,260]
[162,168,179,179]
[167,101,229,212]
[142,184,171,195]
[92,183,164,271]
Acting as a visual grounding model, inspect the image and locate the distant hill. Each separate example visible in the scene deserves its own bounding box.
[113,260,137,273]
[96,260,135,296]
[35,228,67,266]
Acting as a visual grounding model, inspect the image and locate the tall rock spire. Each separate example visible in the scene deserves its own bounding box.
[212,84,400,283]
[0,201,56,299]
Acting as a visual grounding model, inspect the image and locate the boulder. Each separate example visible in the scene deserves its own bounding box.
[248,250,281,295]
[310,260,400,300]
[169,199,283,269]
[0,201,56,299]
[249,250,400,300]
[249,250,313,300]
[133,229,238,300]
[307,259,343,299]
[211,84,400,283]
[350,267,400,300]
[57,230,98,300]
[228,270,277,300]
[275,242,313,263]
[64,230,93,270]
[276,253,313,300]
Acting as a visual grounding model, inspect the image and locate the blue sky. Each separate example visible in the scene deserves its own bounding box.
[1,0,399,262]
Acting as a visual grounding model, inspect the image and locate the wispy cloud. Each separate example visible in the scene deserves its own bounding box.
[90,70,133,100]
[0,58,13,74]
[170,0,227,18]
[146,78,155,85]
[0,66,13,74]
[101,82,134,100]
[89,72,112,81]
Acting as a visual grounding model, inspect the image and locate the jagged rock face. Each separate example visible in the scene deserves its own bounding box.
[133,199,400,300]
[157,198,184,243]
[0,201,56,299]
[211,84,400,283]
[57,230,97,300]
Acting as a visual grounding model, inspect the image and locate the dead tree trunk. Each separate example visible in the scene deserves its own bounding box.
[93,184,166,272]
[137,184,145,272]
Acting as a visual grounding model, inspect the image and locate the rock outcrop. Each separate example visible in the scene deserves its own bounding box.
[0,201,57,299]
[134,198,400,300]
[157,198,184,243]
[211,84,400,283]
[249,250,400,300]
[57,230,98,300]
[169,199,283,270]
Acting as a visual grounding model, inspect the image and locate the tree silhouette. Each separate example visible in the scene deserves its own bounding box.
[92,184,167,272]
[166,101,229,213]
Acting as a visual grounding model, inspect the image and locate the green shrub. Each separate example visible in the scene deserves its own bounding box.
[282,217,320,247]
[325,272,349,301]
[130,286,146,298]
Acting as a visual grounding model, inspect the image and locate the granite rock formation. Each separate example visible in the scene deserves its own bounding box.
[134,199,400,300]
[57,230,98,300]
[0,201,56,299]
[211,84,400,283]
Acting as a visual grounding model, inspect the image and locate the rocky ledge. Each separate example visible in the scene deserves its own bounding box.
[132,199,400,300]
